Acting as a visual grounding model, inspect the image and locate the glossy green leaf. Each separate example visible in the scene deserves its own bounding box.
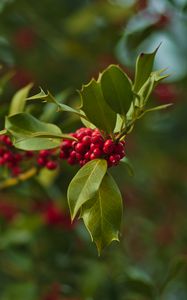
[81,172,123,255]
[68,159,107,220]
[101,65,133,115]
[80,79,116,133]
[133,47,159,93]
[5,112,74,150]
[9,83,33,116]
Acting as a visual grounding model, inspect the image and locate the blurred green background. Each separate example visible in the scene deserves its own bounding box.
[0,0,187,299]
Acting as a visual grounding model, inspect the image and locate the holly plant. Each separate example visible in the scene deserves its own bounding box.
[0,48,172,254]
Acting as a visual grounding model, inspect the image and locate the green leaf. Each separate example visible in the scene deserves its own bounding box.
[27,88,86,119]
[9,83,33,116]
[81,173,123,255]
[80,79,116,133]
[101,65,133,115]
[5,112,74,150]
[80,110,96,129]
[68,159,107,220]
[133,47,159,93]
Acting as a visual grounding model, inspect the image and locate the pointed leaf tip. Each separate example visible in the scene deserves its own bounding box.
[81,173,123,255]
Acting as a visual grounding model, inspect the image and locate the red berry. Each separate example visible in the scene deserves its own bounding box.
[84,128,92,136]
[114,154,121,161]
[70,150,77,159]
[93,148,102,158]
[82,135,91,145]
[91,135,104,145]
[92,129,100,136]
[76,153,83,161]
[90,153,96,160]
[67,157,76,165]
[103,140,115,154]
[119,150,125,158]
[0,157,5,165]
[14,153,23,161]
[61,140,72,150]
[37,157,46,166]
[75,142,86,154]
[84,151,91,160]
[72,141,77,149]
[12,166,21,175]
[39,150,50,157]
[76,131,85,140]
[79,159,87,166]
[115,142,124,154]
[25,151,34,158]
[109,155,116,164]
[90,143,102,151]
[59,150,69,159]
[3,152,13,162]
[46,161,58,170]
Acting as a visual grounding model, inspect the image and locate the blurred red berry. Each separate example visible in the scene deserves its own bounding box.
[13,27,37,51]
[154,84,177,104]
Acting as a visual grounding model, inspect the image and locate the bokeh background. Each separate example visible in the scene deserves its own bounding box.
[0,0,187,299]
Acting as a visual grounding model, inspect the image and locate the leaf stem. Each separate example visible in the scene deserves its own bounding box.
[0,167,37,190]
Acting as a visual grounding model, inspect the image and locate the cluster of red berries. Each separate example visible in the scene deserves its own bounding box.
[0,127,126,177]
[0,135,34,176]
[37,150,58,170]
[60,127,125,167]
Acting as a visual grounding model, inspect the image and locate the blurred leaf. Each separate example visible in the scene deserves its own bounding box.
[1,282,37,300]
[133,47,159,93]
[80,261,106,296]
[68,159,107,220]
[0,229,33,248]
[81,172,123,255]
[80,79,116,133]
[9,83,33,116]
[5,112,74,150]
[101,65,133,115]
[125,267,155,298]
[159,255,187,294]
